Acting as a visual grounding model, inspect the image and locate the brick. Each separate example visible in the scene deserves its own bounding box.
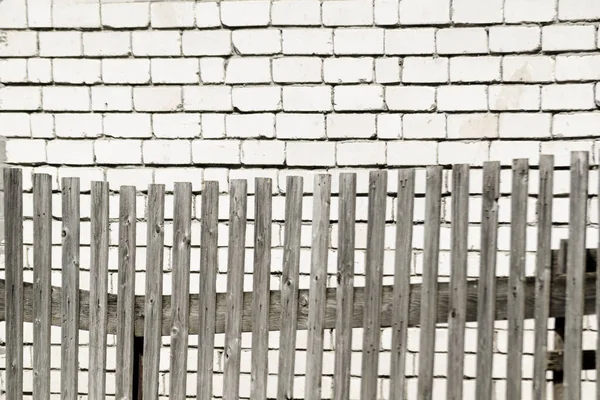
[151,59,199,84]
[39,32,82,57]
[55,114,102,138]
[103,114,152,139]
[540,140,592,166]
[241,141,286,165]
[95,139,142,165]
[102,2,150,28]
[102,59,150,84]
[226,114,274,138]
[505,0,555,22]
[402,57,448,83]
[143,140,191,165]
[225,57,271,83]
[334,85,384,111]
[377,114,402,139]
[283,29,333,55]
[490,141,540,165]
[322,1,373,26]
[403,114,446,139]
[47,140,94,165]
[489,27,540,53]
[0,31,38,57]
[450,57,501,83]
[184,86,231,111]
[542,25,596,51]
[53,59,101,84]
[436,28,488,55]
[0,113,29,137]
[502,56,554,82]
[438,86,487,111]
[28,58,51,83]
[192,140,241,164]
[221,1,270,27]
[287,142,336,166]
[541,84,595,111]
[0,0,26,28]
[337,142,386,166]
[597,83,600,106]
[273,57,322,83]
[133,86,182,112]
[334,28,384,55]
[275,114,325,139]
[182,31,231,56]
[385,28,435,55]
[556,55,600,81]
[324,57,373,84]
[283,86,332,112]
[375,58,401,84]
[199,58,225,83]
[0,59,26,82]
[272,0,320,26]
[386,87,436,111]
[43,87,89,111]
[399,0,450,24]
[153,114,200,138]
[31,114,54,138]
[499,113,552,138]
[387,141,437,166]
[326,114,376,139]
[447,114,498,139]
[0,86,40,110]
[375,0,399,25]
[438,142,489,165]
[151,1,195,28]
[201,114,226,138]
[553,113,600,138]
[232,86,281,112]
[6,139,46,163]
[488,85,541,111]
[452,0,503,23]
[232,29,281,55]
[195,2,220,27]
[27,0,51,28]
[558,0,600,20]
[53,3,100,28]
[83,32,131,57]
[132,31,181,56]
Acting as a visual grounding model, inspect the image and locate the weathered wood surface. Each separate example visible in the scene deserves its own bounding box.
[553,240,568,399]
[547,349,596,372]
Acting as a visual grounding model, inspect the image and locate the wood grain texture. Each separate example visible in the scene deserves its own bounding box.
[251,178,272,400]
[533,155,554,400]
[223,180,247,400]
[564,151,588,400]
[553,239,568,399]
[475,162,500,400]
[116,186,137,400]
[507,159,528,400]
[89,181,109,400]
[447,165,469,400]
[197,181,219,400]
[61,177,80,400]
[4,168,23,400]
[390,169,415,400]
[305,174,331,400]
[334,173,356,400]
[277,176,303,400]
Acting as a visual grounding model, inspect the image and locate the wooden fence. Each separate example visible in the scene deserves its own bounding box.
[0,151,598,399]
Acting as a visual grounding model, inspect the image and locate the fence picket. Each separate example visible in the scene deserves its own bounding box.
[61,177,80,400]
[197,181,219,400]
[5,168,23,399]
[89,181,109,400]
[116,186,137,399]
[475,162,500,400]
[277,176,304,400]
[447,164,469,400]
[223,180,248,400]
[533,155,554,400]
[305,174,332,400]
[564,151,589,400]
[334,173,356,400]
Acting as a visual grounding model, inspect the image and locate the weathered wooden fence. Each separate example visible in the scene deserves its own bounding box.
[0,151,599,399]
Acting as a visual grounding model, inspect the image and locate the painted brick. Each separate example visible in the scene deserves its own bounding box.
[502,56,554,82]
[488,85,541,111]
[499,113,552,138]
[192,140,241,165]
[31,114,54,139]
[143,140,191,165]
[504,0,555,22]
[226,114,275,138]
[558,0,600,20]
[438,142,489,165]
[53,59,101,85]
[386,86,436,111]
[232,29,281,55]
[322,1,373,26]
[83,32,131,57]
[220,1,271,27]
[377,114,402,139]
[0,59,26,82]
[27,0,51,28]
[0,113,30,137]
[273,57,322,83]
[555,55,600,81]
[151,59,199,84]
[283,86,332,112]
[553,113,600,138]
[450,57,501,83]
[52,2,100,28]
[275,114,325,139]
[195,2,220,28]
[225,57,271,84]
[151,1,195,28]
[95,140,143,165]
[43,87,90,112]
[542,25,596,51]
[201,114,226,139]
[452,0,503,23]
[132,31,181,56]
[326,114,377,139]
[334,28,384,55]
[47,140,94,165]
[28,58,51,83]
[133,86,182,112]
[0,0,27,28]
[6,139,46,163]
[385,28,436,55]
[0,32,38,57]
[447,114,499,139]
[437,28,488,55]
[541,84,596,111]
[399,0,451,25]
[102,2,150,28]
[271,1,321,26]
[103,114,152,139]
[337,141,386,166]
[183,86,232,111]
[39,32,82,57]
[334,85,384,111]
[403,114,446,139]
[102,59,150,84]
[55,114,102,138]
[324,57,373,84]
[283,29,333,55]
[437,85,487,111]
[241,141,286,165]
[286,142,336,166]
[387,141,437,166]
[199,58,226,83]
[153,114,201,139]
[489,27,541,53]
[182,31,231,56]
[539,140,592,166]
[0,86,40,111]
[375,0,399,25]
[375,58,401,83]
[402,57,449,83]
[490,141,541,166]
[232,86,281,112]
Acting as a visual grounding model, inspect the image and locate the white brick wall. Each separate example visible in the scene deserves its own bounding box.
[1,0,600,398]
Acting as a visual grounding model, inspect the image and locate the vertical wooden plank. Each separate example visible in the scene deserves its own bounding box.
[417,166,443,400]
[116,186,137,399]
[598,152,600,400]
[170,182,193,398]
[89,181,109,400]
[4,168,23,399]
[223,180,248,400]
[390,169,415,400]
[553,239,568,399]
[447,164,469,400]
[475,161,500,400]
[564,151,588,400]
[360,171,388,400]
[277,176,303,400]
[142,184,165,400]
[334,173,356,400]
[61,177,80,400]
[251,178,272,400]
[533,155,554,400]
[305,174,332,400]
[197,181,219,400]
[507,159,528,399]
